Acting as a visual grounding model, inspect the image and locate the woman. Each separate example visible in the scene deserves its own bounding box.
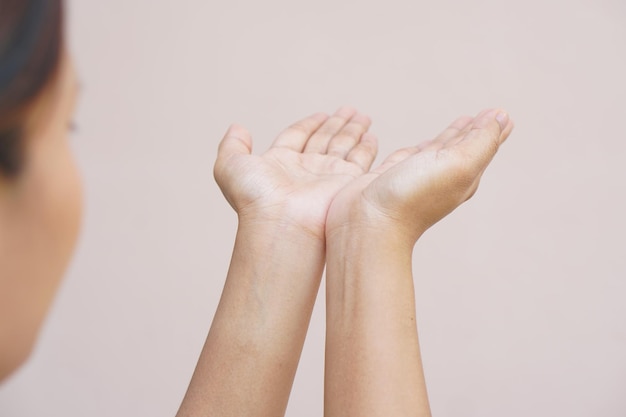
[0,0,81,378]
[0,1,513,416]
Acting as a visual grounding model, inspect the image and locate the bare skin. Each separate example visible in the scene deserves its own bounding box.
[0,46,514,415]
[177,107,513,417]
[177,107,378,417]
[0,53,81,379]
[324,109,514,417]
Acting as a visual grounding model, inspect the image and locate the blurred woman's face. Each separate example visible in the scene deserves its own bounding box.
[0,52,82,380]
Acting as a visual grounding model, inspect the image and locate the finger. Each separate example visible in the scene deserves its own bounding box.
[499,114,515,144]
[327,112,372,159]
[420,114,476,153]
[214,124,253,186]
[216,124,253,162]
[271,112,329,152]
[371,146,420,174]
[436,115,474,146]
[455,109,513,165]
[345,132,378,171]
[460,113,512,200]
[443,108,493,148]
[303,106,357,153]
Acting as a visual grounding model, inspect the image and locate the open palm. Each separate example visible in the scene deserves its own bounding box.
[326,109,514,242]
[214,108,378,238]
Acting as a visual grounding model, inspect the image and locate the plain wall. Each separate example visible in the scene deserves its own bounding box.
[1,0,625,416]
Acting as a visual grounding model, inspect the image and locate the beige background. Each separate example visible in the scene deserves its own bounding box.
[1,0,625,415]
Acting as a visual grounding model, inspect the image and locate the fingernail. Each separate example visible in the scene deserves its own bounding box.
[495,111,509,131]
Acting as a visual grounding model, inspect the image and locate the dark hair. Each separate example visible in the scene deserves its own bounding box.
[0,0,64,178]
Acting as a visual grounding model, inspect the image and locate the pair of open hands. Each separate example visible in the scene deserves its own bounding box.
[214,107,513,245]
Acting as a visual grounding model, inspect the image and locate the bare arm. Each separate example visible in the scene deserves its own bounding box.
[325,228,430,416]
[177,108,377,417]
[177,217,325,417]
[324,109,514,417]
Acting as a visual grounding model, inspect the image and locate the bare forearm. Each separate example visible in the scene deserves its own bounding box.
[178,218,325,417]
[324,228,431,417]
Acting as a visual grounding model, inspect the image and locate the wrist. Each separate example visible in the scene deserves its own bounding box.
[237,201,327,243]
[326,223,415,292]
[233,212,326,278]
[326,198,422,256]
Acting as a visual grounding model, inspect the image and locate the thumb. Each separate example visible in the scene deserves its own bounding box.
[214,124,253,190]
[217,124,253,162]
